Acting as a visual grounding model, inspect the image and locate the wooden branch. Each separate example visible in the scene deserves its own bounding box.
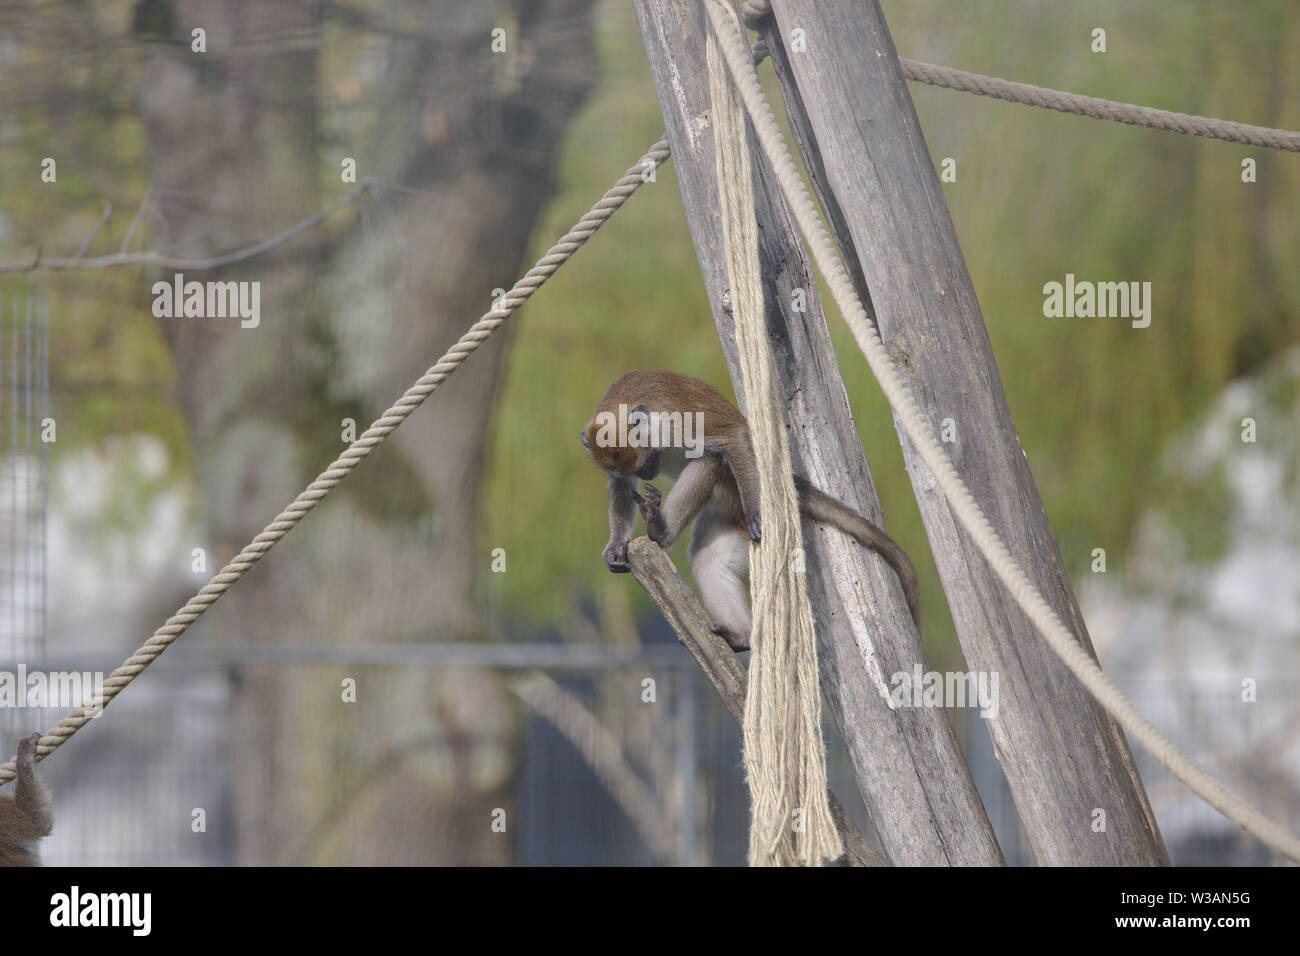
[754,0,1168,864]
[634,0,1002,865]
[0,183,371,274]
[626,537,887,867]
[72,202,112,259]
[120,187,153,255]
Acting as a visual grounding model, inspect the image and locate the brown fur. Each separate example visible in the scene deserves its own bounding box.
[0,733,53,867]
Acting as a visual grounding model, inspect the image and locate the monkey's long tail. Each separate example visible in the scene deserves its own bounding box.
[794,475,922,630]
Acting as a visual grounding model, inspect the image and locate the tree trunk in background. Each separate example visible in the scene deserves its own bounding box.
[140,0,594,864]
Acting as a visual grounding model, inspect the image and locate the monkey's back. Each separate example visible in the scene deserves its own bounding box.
[595,370,747,429]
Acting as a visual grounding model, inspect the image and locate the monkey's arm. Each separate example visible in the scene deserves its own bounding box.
[1,734,52,843]
[602,474,639,572]
[638,454,728,549]
[795,476,922,629]
[15,734,52,836]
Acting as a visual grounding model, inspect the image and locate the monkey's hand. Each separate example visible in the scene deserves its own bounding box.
[744,512,761,543]
[15,732,38,769]
[602,541,631,573]
[635,483,669,547]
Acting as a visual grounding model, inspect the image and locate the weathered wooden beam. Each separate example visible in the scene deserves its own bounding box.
[626,537,886,867]
[632,0,1002,865]
[749,0,1168,864]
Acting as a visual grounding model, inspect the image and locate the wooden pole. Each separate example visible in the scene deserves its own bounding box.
[633,0,1003,865]
[748,0,1168,864]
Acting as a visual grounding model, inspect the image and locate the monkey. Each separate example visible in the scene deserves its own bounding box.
[0,733,54,867]
[581,370,920,651]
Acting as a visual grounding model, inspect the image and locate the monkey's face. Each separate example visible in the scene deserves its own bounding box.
[580,422,642,476]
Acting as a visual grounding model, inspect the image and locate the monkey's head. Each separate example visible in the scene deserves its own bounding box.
[580,404,658,478]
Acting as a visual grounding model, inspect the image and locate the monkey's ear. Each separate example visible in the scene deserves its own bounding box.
[579,429,590,448]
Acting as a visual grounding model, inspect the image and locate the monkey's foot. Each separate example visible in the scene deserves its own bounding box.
[745,513,762,543]
[711,624,750,653]
[637,483,669,546]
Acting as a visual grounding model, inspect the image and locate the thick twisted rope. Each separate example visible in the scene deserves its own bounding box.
[740,0,1300,152]
[899,58,1300,151]
[0,136,671,784]
[708,0,1300,862]
[707,31,841,866]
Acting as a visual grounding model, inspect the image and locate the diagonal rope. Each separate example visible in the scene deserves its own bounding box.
[0,136,671,784]
[897,58,1300,152]
[740,0,1300,152]
[709,0,1300,863]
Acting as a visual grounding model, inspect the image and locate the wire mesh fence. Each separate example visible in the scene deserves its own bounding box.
[0,291,51,747]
